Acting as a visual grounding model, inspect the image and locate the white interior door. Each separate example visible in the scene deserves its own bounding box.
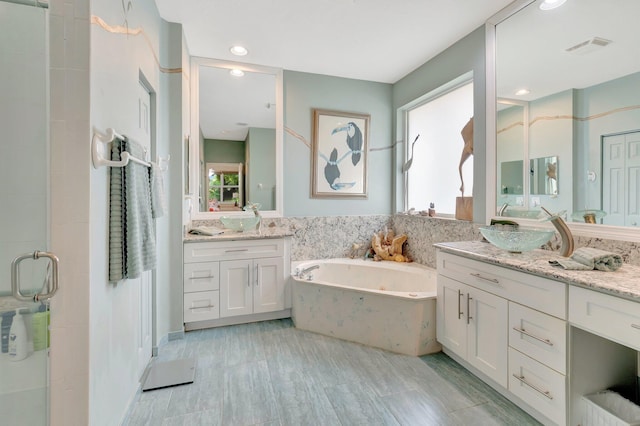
[0,2,50,425]
[136,81,153,377]
[602,131,640,227]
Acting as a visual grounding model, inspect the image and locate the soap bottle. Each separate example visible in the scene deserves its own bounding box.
[1,311,16,353]
[32,308,50,351]
[8,309,29,361]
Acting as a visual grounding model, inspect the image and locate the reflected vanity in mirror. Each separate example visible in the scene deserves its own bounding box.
[189,57,283,219]
[494,0,640,229]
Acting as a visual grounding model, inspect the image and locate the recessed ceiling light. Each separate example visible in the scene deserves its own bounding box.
[515,89,531,96]
[539,0,567,11]
[229,45,248,56]
[229,69,244,77]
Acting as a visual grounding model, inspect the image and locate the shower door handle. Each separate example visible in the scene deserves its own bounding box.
[11,251,60,302]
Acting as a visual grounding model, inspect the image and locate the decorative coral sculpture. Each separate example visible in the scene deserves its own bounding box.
[371,229,411,262]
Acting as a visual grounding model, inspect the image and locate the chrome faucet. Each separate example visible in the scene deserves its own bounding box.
[498,203,509,216]
[541,207,574,257]
[294,264,319,279]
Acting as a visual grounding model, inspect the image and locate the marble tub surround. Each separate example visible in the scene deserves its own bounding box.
[192,215,391,261]
[291,259,440,356]
[435,240,640,301]
[391,213,481,267]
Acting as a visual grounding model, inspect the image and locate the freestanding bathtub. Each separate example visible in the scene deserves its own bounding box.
[291,258,441,356]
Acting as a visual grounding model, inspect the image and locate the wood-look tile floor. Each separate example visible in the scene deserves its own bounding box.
[125,319,540,425]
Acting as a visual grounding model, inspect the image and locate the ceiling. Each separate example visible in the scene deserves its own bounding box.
[156,0,514,140]
[154,0,514,84]
[497,0,640,102]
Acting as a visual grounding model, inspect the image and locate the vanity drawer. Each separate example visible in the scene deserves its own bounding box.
[508,348,566,426]
[184,291,220,323]
[184,239,284,263]
[509,302,566,374]
[184,262,220,293]
[438,252,567,319]
[569,286,640,351]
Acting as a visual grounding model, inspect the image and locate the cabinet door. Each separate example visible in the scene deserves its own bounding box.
[436,275,467,358]
[220,259,253,317]
[253,257,284,314]
[467,287,508,387]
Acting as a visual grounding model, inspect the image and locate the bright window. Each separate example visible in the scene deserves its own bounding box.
[405,79,474,215]
[206,162,243,211]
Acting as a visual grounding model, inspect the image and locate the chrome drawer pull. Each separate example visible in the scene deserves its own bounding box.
[512,327,554,346]
[512,374,553,400]
[189,275,214,280]
[190,304,215,310]
[225,248,249,253]
[470,273,499,284]
[631,324,640,330]
[458,290,463,320]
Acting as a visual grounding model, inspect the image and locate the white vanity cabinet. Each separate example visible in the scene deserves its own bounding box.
[437,274,508,386]
[437,251,569,425]
[183,237,290,330]
[219,257,284,317]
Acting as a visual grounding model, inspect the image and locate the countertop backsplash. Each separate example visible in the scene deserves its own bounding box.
[189,213,640,268]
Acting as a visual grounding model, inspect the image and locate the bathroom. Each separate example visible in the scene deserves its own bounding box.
[1,0,639,424]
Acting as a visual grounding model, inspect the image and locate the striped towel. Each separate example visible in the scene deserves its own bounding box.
[150,162,167,219]
[109,137,157,282]
[550,247,623,272]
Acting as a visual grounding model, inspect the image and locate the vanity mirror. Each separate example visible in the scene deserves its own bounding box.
[493,0,640,232]
[189,57,283,219]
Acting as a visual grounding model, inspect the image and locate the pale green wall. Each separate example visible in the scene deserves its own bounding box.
[575,72,640,213]
[246,127,276,210]
[283,71,393,217]
[203,138,245,164]
[392,26,487,223]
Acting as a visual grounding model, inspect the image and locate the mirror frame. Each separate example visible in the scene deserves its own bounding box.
[486,0,640,242]
[189,56,284,219]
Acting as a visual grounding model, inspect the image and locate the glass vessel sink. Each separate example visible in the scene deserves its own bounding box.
[479,225,555,253]
[502,209,544,219]
[219,216,260,232]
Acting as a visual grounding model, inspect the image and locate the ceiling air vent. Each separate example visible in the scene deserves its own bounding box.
[565,37,612,55]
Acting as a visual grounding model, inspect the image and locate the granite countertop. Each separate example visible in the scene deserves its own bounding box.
[434,241,640,302]
[184,226,293,243]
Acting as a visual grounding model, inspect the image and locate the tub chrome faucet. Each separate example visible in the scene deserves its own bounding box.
[294,264,319,279]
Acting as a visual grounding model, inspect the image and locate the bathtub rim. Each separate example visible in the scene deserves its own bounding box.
[291,258,437,301]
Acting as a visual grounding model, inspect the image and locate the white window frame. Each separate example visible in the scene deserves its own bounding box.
[398,71,474,215]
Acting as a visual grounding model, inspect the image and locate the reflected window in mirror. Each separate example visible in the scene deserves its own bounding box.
[403,75,474,216]
[492,0,640,231]
[190,57,283,219]
[530,156,558,196]
[206,163,243,212]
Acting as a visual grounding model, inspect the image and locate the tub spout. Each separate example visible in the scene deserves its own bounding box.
[294,264,319,278]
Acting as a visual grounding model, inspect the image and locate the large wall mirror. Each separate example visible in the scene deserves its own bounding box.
[492,0,640,237]
[189,57,283,219]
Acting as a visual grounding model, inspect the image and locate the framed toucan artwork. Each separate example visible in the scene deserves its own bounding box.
[311,108,370,198]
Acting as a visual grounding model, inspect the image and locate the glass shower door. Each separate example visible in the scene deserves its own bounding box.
[0,0,51,424]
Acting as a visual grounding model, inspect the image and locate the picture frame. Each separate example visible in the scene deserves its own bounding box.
[311,109,370,198]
